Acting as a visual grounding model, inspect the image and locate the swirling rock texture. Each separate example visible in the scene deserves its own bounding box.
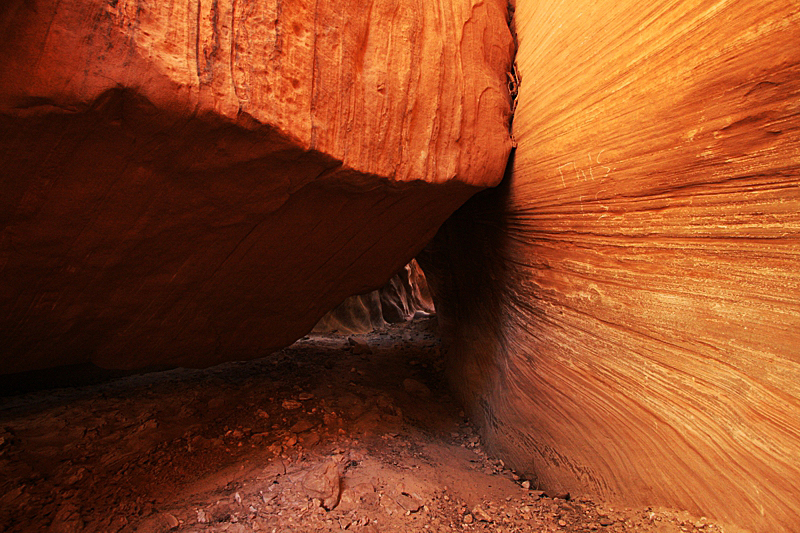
[313,259,434,334]
[0,0,514,372]
[421,0,800,532]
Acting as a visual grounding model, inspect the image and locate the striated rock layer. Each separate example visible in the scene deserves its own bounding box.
[313,259,434,334]
[0,0,514,373]
[422,0,800,532]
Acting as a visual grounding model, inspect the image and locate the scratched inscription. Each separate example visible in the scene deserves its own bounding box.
[558,150,612,189]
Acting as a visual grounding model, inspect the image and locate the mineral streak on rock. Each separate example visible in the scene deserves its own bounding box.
[421,1,800,532]
[0,0,514,372]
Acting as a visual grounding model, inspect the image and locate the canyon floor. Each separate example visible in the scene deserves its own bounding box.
[1,318,726,533]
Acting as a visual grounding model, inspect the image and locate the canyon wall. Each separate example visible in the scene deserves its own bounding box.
[313,259,434,334]
[422,0,800,532]
[0,0,514,373]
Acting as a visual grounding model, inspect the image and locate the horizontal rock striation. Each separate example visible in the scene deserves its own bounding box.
[0,0,514,373]
[422,0,800,532]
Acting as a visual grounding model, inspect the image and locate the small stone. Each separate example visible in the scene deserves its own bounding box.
[138,419,158,431]
[251,431,270,444]
[558,519,567,527]
[380,494,406,516]
[302,459,341,510]
[301,432,321,448]
[282,399,302,410]
[162,513,179,529]
[298,392,315,401]
[520,480,531,489]
[403,378,431,398]
[290,419,316,433]
[472,505,492,522]
[395,492,423,513]
[463,513,474,524]
[599,516,614,526]
[554,491,570,500]
[338,482,376,512]
[348,337,372,355]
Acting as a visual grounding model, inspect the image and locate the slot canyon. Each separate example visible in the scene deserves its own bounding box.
[1,0,798,532]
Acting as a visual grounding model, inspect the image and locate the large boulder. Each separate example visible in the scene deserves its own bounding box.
[421,0,800,532]
[0,0,514,373]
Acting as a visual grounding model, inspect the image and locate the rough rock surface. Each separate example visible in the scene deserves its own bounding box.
[0,0,514,373]
[313,259,434,334]
[421,1,800,532]
[0,319,727,533]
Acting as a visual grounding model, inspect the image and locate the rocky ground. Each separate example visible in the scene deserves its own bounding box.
[1,318,727,533]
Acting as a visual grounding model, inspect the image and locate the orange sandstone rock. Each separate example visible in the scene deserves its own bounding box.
[0,0,514,372]
[422,1,800,532]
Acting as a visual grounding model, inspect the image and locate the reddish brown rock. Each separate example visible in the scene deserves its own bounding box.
[422,1,800,532]
[0,0,514,372]
[313,259,434,334]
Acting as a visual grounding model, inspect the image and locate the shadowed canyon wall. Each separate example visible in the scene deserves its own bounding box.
[313,259,434,334]
[0,0,514,372]
[421,1,800,532]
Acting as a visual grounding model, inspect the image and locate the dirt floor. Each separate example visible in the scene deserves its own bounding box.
[1,318,727,533]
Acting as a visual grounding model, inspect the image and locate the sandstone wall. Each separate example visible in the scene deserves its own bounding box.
[422,1,800,531]
[0,0,514,373]
[313,259,434,334]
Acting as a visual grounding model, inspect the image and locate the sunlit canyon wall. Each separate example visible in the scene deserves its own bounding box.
[421,1,800,532]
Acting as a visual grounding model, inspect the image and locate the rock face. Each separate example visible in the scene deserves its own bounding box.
[313,259,434,334]
[421,1,800,532]
[0,0,514,373]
